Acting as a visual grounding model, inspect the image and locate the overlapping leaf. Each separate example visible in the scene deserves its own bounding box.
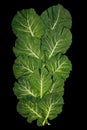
[13,55,41,79]
[49,78,64,96]
[42,28,72,59]
[29,68,52,98]
[12,9,45,38]
[17,97,42,123]
[37,93,63,126]
[41,4,72,31]
[13,77,38,99]
[46,54,72,80]
[13,34,41,58]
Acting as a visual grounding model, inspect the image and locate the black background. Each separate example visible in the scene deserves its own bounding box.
[1,0,82,129]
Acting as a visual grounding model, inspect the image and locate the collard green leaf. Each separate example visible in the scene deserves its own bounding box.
[17,97,42,123]
[46,54,72,80]
[42,28,72,59]
[49,78,64,96]
[13,55,40,79]
[38,93,63,126]
[41,4,72,31]
[13,77,38,99]
[29,68,52,98]
[12,9,45,38]
[13,34,41,59]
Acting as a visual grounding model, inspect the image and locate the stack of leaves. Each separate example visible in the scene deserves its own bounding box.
[12,4,72,126]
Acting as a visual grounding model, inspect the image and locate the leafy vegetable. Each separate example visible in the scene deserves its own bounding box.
[12,9,45,38]
[12,4,72,126]
[41,4,72,30]
[42,29,72,58]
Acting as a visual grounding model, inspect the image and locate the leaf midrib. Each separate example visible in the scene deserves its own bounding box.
[49,39,63,58]
[26,104,42,118]
[51,6,61,30]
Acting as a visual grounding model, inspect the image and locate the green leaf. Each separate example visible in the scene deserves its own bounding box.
[17,97,42,123]
[13,34,41,58]
[46,54,72,80]
[13,55,40,79]
[42,28,72,59]
[38,93,63,126]
[41,4,72,31]
[49,78,64,96]
[12,9,45,38]
[13,77,38,99]
[29,68,52,98]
